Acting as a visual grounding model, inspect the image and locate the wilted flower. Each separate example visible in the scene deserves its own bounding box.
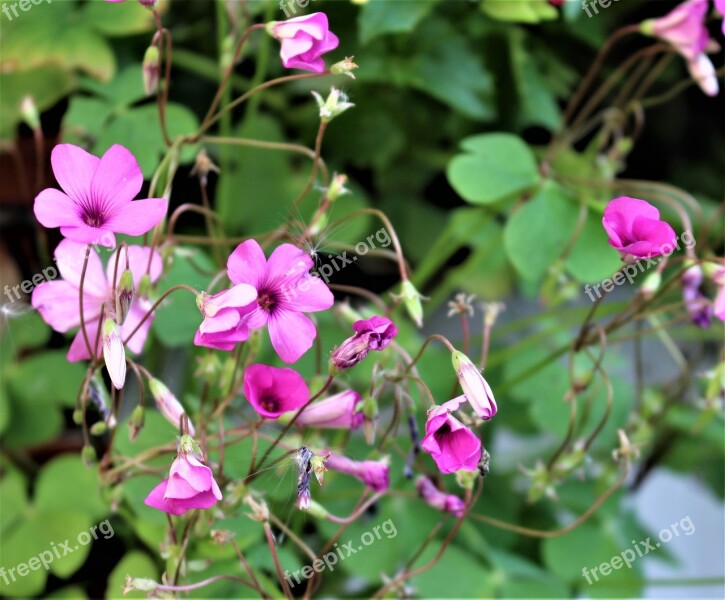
[289,389,364,429]
[421,396,482,474]
[267,12,339,73]
[34,144,167,247]
[416,476,467,517]
[243,364,309,419]
[226,240,334,363]
[325,452,389,491]
[194,285,258,351]
[330,56,358,78]
[32,240,162,362]
[144,436,222,515]
[397,280,425,327]
[311,87,355,122]
[602,197,677,259]
[451,351,497,420]
[149,378,196,436]
[330,316,398,372]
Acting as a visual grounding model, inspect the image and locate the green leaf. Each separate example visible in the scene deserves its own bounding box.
[82,0,155,37]
[448,133,540,205]
[0,67,74,139]
[5,351,86,408]
[107,551,159,599]
[482,0,559,23]
[411,541,495,597]
[34,454,107,518]
[358,0,439,44]
[3,387,64,448]
[504,181,580,281]
[79,66,148,109]
[62,96,114,148]
[564,208,624,283]
[0,462,27,534]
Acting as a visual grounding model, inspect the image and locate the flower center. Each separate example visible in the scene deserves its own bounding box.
[258,290,277,312]
[83,207,106,228]
[259,395,279,413]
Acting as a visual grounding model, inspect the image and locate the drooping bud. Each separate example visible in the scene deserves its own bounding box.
[295,446,313,510]
[311,87,355,123]
[73,409,84,425]
[330,56,358,79]
[137,273,152,299]
[149,377,196,436]
[398,280,425,328]
[19,96,40,130]
[142,46,160,96]
[81,444,97,467]
[90,421,108,436]
[451,351,497,420]
[114,268,135,326]
[102,318,126,390]
[129,405,145,442]
[639,271,662,300]
[361,395,379,444]
[329,316,398,373]
[416,476,466,517]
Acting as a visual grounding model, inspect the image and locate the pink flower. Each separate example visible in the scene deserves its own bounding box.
[713,266,725,322]
[291,390,364,429]
[149,378,196,436]
[602,197,677,259]
[32,240,162,362]
[421,397,482,474]
[144,438,222,516]
[682,264,712,327]
[194,286,258,350]
[325,452,389,491]
[269,12,339,73]
[243,364,309,419]
[451,351,497,420]
[227,240,334,363]
[646,0,709,61]
[330,316,398,371]
[102,317,126,390]
[717,0,725,35]
[416,476,466,518]
[34,144,167,248]
[642,0,719,97]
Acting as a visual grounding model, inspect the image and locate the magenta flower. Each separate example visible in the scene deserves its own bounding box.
[32,240,162,362]
[145,437,222,516]
[325,452,389,492]
[451,351,497,420]
[602,197,677,260]
[682,264,712,327]
[421,396,482,474]
[243,364,309,419]
[227,240,334,363]
[194,285,258,351]
[34,144,167,248]
[269,12,339,73]
[330,316,398,371]
[416,476,467,518]
[717,0,725,35]
[291,390,364,429]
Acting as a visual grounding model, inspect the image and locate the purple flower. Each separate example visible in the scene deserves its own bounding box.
[34,144,167,248]
[269,12,339,73]
[682,264,713,327]
[243,364,309,419]
[194,285,258,351]
[31,240,162,362]
[144,438,222,516]
[325,452,389,492]
[602,197,677,259]
[227,240,334,363]
[292,390,364,429]
[713,266,725,322]
[421,396,482,474]
[416,476,467,518]
[330,316,398,371]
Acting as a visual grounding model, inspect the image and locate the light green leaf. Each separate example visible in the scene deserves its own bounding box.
[83,0,156,37]
[5,351,86,408]
[34,454,107,518]
[564,208,622,283]
[448,133,540,205]
[0,462,27,534]
[107,551,159,599]
[358,0,439,44]
[482,0,559,23]
[504,181,579,281]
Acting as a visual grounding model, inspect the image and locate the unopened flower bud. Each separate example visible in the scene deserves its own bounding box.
[149,378,196,436]
[73,408,84,425]
[114,269,135,326]
[398,280,425,328]
[311,87,355,123]
[451,351,497,420]
[330,56,358,79]
[90,421,108,436]
[137,273,152,299]
[138,0,157,8]
[142,46,160,96]
[639,271,661,300]
[361,395,379,444]
[102,318,126,390]
[81,444,96,467]
[305,499,329,519]
[310,454,327,486]
[416,476,466,517]
[19,96,40,130]
[129,405,145,442]
[330,316,398,372]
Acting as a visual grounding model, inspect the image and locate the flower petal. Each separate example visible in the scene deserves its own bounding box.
[91,144,144,215]
[67,321,102,362]
[54,239,109,299]
[268,310,317,363]
[50,144,99,202]
[227,239,268,288]
[105,198,168,237]
[31,281,86,332]
[265,244,313,288]
[34,188,82,229]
